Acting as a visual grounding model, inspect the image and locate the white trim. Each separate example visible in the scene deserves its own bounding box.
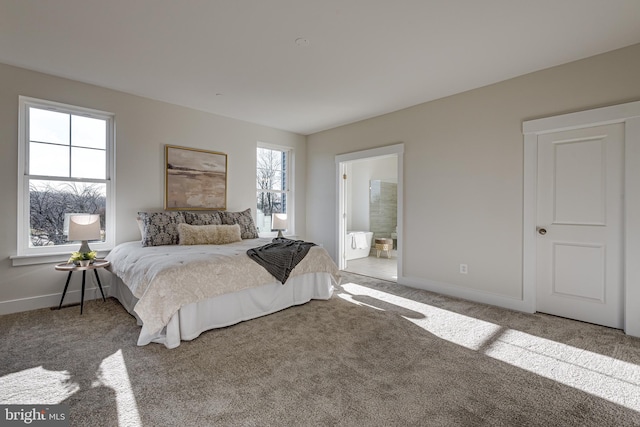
[0,285,110,315]
[16,96,116,257]
[523,102,640,134]
[335,143,404,163]
[335,143,404,276]
[522,133,538,313]
[624,117,640,337]
[10,250,110,267]
[257,141,291,151]
[336,161,347,269]
[400,275,529,313]
[522,100,640,337]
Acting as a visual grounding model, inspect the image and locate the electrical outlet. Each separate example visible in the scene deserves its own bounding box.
[459,264,468,274]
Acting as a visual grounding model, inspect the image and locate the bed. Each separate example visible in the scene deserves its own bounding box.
[105,209,340,348]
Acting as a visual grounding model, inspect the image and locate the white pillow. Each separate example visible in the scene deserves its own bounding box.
[136,216,144,240]
[178,223,242,245]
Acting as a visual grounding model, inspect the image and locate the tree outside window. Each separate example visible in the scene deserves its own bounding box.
[256,146,289,234]
[29,181,105,246]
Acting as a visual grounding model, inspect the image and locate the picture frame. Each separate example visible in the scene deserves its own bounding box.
[165,145,227,210]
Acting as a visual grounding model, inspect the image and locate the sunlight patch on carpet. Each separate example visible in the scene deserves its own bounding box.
[485,329,640,411]
[340,282,502,350]
[0,366,78,404]
[93,350,142,427]
[339,281,640,412]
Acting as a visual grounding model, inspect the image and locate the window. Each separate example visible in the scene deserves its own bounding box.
[256,145,292,236]
[16,97,115,258]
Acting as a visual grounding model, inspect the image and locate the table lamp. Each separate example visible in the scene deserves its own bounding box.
[271,213,288,238]
[67,214,101,253]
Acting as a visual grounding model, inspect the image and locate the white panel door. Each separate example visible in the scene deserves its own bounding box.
[536,124,624,328]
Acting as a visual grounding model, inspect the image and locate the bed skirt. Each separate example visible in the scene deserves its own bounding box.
[108,272,335,349]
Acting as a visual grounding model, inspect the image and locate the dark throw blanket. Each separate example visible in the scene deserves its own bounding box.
[247,238,316,284]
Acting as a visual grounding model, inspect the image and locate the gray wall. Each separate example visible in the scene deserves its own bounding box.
[0,63,306,313]
[306,43,640,301]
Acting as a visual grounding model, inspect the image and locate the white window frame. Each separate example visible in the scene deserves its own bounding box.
[14,96,116,264]
[256,142,294,237]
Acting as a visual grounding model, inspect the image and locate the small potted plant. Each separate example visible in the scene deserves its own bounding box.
[68,251,97,267]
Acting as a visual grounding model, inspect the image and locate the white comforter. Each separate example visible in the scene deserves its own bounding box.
[106,239,340,337]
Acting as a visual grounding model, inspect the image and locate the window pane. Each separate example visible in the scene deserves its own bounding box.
[72,147,106,179]
[256,191,287,233]
[257,148,285,191]
[72,115,106,149]
[29,108,69,145]
[256,147,270,162]
[255,208,270,234]
[257,191,285,217]
[29,142,69,177]
[257,167,283,190]
[29,180,106,248]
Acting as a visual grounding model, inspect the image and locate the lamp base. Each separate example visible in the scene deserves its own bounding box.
[276,231,284,238]
[78,241,92,253]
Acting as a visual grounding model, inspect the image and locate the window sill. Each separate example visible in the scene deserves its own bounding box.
[10,250,110,266]
[258,233,299,239]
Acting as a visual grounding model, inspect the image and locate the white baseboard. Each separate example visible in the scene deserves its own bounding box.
[0,286,110,315]
[398,275,532,314]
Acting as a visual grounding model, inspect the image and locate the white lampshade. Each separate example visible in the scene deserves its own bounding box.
[271,213,288,230]
[272,213,287,238]
[63,212,83,236]
[68,214,101,252]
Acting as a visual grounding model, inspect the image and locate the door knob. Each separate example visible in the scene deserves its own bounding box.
[537,227,547,235]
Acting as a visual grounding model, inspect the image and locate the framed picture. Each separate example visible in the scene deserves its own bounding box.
[165,145,227,210]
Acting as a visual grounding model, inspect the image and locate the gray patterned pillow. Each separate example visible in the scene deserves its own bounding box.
[219,208,259,239]
[183,211,222,226]
[138,211,186,247]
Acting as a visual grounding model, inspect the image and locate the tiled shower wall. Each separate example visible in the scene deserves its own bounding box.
[369,180,397,251]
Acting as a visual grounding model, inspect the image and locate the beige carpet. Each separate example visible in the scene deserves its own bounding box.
[1,272,640,426]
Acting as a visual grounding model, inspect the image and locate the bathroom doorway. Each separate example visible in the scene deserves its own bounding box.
[336,144,403,282]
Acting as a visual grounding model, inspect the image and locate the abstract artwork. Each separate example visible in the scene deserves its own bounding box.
[165,145,227,210]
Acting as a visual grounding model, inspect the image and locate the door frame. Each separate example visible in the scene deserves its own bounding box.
[335,143,404,275]
[522,101,640,336]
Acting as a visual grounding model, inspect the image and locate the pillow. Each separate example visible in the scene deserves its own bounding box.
[219,208,259,239]
[136,216,145,240]
[183,211,222,226]
[178,223,242,245]
[138,211,186,247]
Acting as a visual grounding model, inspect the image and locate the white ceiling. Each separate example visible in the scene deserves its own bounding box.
[1,1,639,135]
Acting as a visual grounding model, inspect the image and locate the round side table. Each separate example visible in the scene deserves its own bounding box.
[55,259,109,314]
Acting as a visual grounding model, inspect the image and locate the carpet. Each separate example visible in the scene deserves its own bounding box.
[1,272,640,426]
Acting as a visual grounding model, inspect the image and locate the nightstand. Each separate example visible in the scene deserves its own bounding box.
[55,259,109,314]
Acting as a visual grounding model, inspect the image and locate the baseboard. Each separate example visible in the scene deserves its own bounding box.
[0,286,110,315]
[398,275,532,314]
